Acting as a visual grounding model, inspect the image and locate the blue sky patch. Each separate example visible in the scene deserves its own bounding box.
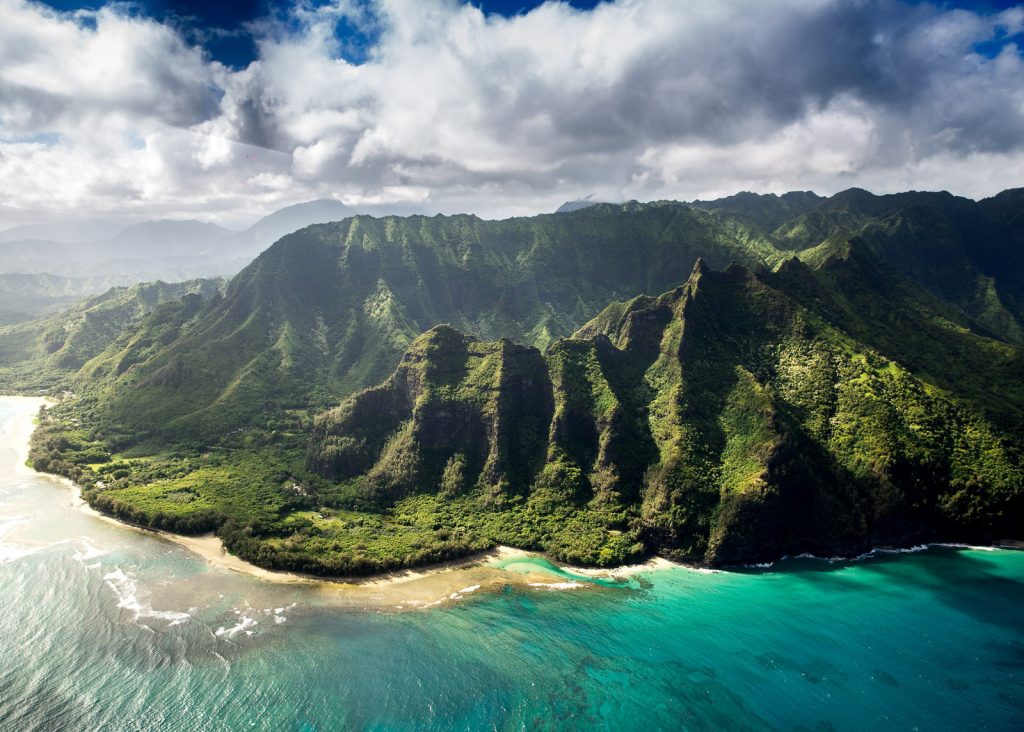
[35,1,607,68]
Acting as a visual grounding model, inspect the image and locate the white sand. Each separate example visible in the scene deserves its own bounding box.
[0,396,49,475]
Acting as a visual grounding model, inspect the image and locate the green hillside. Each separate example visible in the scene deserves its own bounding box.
[0,273,121,325]
[302,260,1022,569]
[33,189,1024,448]
[15,188,1024,573]
[0,278,224,393]
[73,204,787,444]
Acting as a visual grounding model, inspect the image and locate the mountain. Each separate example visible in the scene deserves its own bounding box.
[0,219,124,244]
[217,199,352,260]
[15,188,1024,575]
[68,190,1024,448]
[297,260,1022,571]
[39,255,1017,575]
[209,198,433,272]
[555,198,606,213]
[0,278,224,392]
[0,273,121,325]
[690,190,823,233]
[103,220,232,256]
[0,199,429,288]
[798,190,1024,341]
[70,203,787,444]
[0,219,236,281]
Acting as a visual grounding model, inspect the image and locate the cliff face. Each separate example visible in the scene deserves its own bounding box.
[20,189,1024,574]
[309,260,1024,566]
[32,188,1023,448]
[309,326,554,503]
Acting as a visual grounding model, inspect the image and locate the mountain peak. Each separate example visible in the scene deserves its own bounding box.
[555,197,605,213]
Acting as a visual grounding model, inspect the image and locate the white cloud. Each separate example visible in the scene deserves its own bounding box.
[0,0,1022,228]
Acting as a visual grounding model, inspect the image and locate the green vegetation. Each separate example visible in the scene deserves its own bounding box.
[304,260,1022,567]
[0,278,224,394]
[0,273,118,325]
[13,188,1024,574]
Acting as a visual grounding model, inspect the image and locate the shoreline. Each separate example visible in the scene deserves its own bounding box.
[4,395,670,590]
[154,530,539,588]
[58,479,642,607]
[1,395,50,476]
[129,526,679,589]
[4,396,1019,603]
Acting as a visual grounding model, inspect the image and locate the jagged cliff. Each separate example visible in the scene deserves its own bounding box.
[308,260,1023,566]
[21,189,1024,574]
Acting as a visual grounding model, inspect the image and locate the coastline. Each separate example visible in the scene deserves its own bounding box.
[6,409,668,603]
[144,528,678,593]
[2,395,677,591]
[58,477,645,607]
[6,395,1017,606]
[1,395,683,592]
[1,395,49,476]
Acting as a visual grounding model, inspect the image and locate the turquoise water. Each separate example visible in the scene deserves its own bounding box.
[1,397,1022,731]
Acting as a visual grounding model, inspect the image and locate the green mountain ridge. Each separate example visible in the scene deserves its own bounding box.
[304,259,1022,567]
[0,278,225,392]
[11,187,1024,573]
[19,187,1021,449]
[70,203,790,445]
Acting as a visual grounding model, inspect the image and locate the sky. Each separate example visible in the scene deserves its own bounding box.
[0,0,1023,228]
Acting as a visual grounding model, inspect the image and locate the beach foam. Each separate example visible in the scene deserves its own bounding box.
[0,544,41,565]
[71,537,109,563]
[102,567,191,626]
[215,615,258,638]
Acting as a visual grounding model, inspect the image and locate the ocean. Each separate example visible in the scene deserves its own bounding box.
[0,396,1021,731]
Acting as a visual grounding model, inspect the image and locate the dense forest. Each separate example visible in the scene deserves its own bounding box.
[11,188,1024,573]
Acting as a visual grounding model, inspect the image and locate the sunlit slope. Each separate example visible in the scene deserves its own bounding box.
[0,279,223,392]
[307,260,1023,566]
[85,205,787,442]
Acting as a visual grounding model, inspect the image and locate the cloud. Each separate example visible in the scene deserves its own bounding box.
[0,0,1022,227]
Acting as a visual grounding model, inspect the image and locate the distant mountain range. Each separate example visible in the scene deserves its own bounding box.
[7,187,1023,575]
[0,273,125,325]
[0,198,423,285]
[0,219,125,244]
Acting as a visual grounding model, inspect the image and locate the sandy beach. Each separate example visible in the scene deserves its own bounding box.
[62,486,635,608]
[2,394,678,607]
[0,396,49,475]
[560,556,680,578]
[152,527,643,609]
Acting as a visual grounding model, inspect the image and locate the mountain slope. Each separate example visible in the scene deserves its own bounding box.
[0,273,121,325]
[82,204,787,443]
[216,199,352,262]
[690,190,823,234]
[30,188,1024,451]
[0,279,225,392]
[302,261,1022,569]
[792,189,1024,342]
[19,188,1024,575]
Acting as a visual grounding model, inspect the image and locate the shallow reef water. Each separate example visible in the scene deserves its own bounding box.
[1,397,1022,731]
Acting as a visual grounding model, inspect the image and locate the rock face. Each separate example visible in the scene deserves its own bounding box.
[17,188,1024,574]
[309,259,1024,566]
[20,188,1024,449]
[309,326,554,503]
